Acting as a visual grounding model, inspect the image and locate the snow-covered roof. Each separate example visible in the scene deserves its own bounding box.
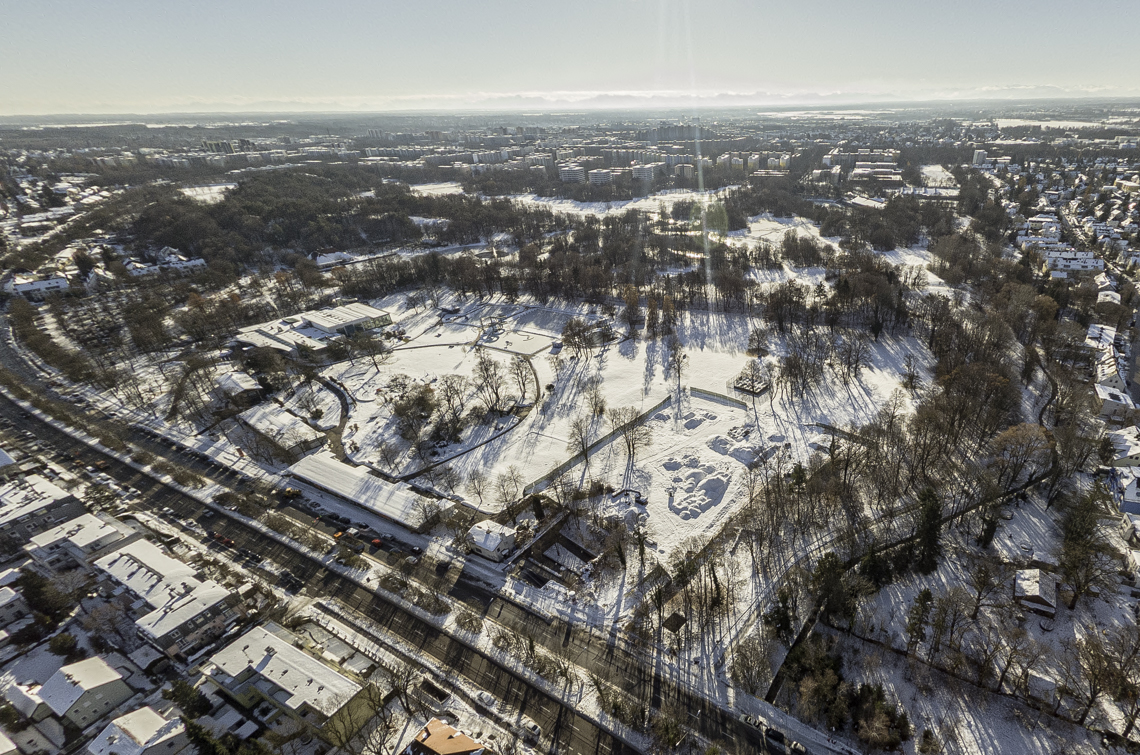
[1108,426,1140,464]
[1095,348,1128,386]
[4,684,44,719]
[1096,382,1135,408]
[0,587,20,609]
[135,581,231,641]
[203,624,360,717]
[1086,323,1117,351]
[467,520,515,553]
[39,658,123,716]
[1014,569,1056,608]
[0,448,15,470]
[95,540,200,608]
[27,513,128,553]
[87,707,184,755]
[1099,291,1122,305]
[238,404,323,449]
[287,451,444,525]
[0,730,15,755]
[0,475,73,527]
[94,540,231,641]
[215,372,259,396]
[301,303,388,333]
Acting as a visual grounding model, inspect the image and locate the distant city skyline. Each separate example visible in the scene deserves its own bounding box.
[5,0,1140,115]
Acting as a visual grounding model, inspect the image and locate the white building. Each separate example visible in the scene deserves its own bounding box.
[0,475,85,556]
[587,169,612,186]
[1107,426,1140,467]
[95,540,243,658]
[631,163,664,181]
[466,520,517,562]
[4,275,71,301]
[88,707,188,755]
[1095,383,1136,424]
[25,513,137,571]
[200,624,363,728]
[558,165,586,184]
[36,657,134,728]
[1095,348,1129,393]
[300,303,391,336]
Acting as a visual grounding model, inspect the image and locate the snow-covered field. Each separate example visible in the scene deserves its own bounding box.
[920,165,959,188]
[509,187,734,219]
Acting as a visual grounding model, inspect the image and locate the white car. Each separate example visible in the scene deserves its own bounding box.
[476,691,496,709]
[520,717,541,739]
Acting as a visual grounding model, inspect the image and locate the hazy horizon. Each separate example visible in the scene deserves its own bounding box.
[5,0,1140,116]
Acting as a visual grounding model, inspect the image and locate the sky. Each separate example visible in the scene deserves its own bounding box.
[4,0,1139,115]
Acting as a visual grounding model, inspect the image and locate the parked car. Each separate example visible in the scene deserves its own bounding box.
[476,691,496,709]
[520,717,541,739]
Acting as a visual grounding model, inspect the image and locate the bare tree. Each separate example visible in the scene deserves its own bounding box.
[567,414,592,469]
[581,374,606,416]
[473,348,506,413]
[964,551,1010,619]
[509,355,532,403]
[1061,630,1115,725]
[349,331,392,372]
[466,469,487,504]
[436,374,470,432]
[495,466,525,511]
[665,335,686,387]
[608,406,653,467]
[318,684,395,755]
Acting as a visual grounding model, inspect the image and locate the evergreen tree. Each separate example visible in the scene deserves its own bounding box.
[915,488,943,574]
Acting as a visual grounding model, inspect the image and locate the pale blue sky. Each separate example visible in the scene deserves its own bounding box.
[3,0,1138,114]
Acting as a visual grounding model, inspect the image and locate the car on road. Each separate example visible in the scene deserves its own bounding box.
[475,691,496,709]
[740,714,763,730]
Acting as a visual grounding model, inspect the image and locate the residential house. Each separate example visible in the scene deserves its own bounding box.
[1107,426,1140,467]
[25,513,137,572]
[95,540,244,659]
[1095,383,1136,424]
[0,475,85,556]
[465,521,516,562]
[36,657,134,728]
[237,404,324,459]
[0,587,26,626]
[199,623,367,731]
[405,718,495,755]
[87,707,188,755]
